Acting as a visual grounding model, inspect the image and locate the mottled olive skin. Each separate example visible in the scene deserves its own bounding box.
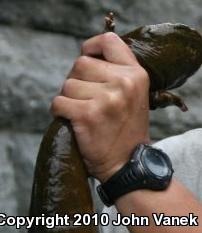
[29,21,202,233]
[29,118,97,233]
[121,23,202,91]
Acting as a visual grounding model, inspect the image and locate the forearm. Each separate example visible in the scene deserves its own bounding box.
[115,179,202,233]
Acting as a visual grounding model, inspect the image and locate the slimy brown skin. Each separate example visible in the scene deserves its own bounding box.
[122,23,202,91]
[121,23,202,111]
[106,12,202,110]
[29,13,202,233]
[29,118,97,233]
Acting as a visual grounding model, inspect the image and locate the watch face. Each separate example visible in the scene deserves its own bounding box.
[141,148,170,177]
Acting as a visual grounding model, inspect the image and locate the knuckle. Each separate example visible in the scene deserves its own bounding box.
[140,66,149,79]
[81,41,88,54]
[135,65,150,88]
[119,77,136,98]
[62,79,74,96]
[50,96,63,115]
[104,91,125,112]
[73,55,90,73]
[108,92,121,107]
[117,66,150,98]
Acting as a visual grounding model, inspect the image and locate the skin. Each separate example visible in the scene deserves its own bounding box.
[28,118,97,233]
[121,23,202,112]
[121,23,202,91]
[52,32,150,182]
[51,32,202,232]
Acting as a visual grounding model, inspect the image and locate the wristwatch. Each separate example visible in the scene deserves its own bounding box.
[97,144,174,207]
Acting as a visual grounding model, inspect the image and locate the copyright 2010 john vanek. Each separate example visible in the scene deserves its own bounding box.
[0,213,199,229]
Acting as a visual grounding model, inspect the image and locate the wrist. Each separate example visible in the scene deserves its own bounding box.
[97,143,173,207]
[96,137,151,183]
[97,161,128,183]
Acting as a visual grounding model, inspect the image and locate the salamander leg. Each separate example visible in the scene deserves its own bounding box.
[150,90,188,112]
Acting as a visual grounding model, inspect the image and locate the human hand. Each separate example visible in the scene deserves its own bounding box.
[51,32,150,182]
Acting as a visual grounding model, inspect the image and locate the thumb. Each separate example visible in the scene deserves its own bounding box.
[81,32,138,66]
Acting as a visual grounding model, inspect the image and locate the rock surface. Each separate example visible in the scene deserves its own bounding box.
[0,1,202,233]
[0,25,79,132]
[0,132,41,233]
[0,23,201,138]
[0,0,202,37]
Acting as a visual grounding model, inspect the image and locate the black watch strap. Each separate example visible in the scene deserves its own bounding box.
[97,156,142,207]
[97,144,173,207]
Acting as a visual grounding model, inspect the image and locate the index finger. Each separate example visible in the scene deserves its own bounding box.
[81,32,138,66]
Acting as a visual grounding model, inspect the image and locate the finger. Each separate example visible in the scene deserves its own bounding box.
[71,56,132,83]
[61,78,103,100]
[51,95,87,121]
[81,32,137,65]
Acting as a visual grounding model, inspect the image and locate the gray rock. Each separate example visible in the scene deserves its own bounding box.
[0,25,79,132]
[1,22,201,138]
[0,0,103,37]
[0,133,16,216]
[0,132,42,233]
[0,0,202,37]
